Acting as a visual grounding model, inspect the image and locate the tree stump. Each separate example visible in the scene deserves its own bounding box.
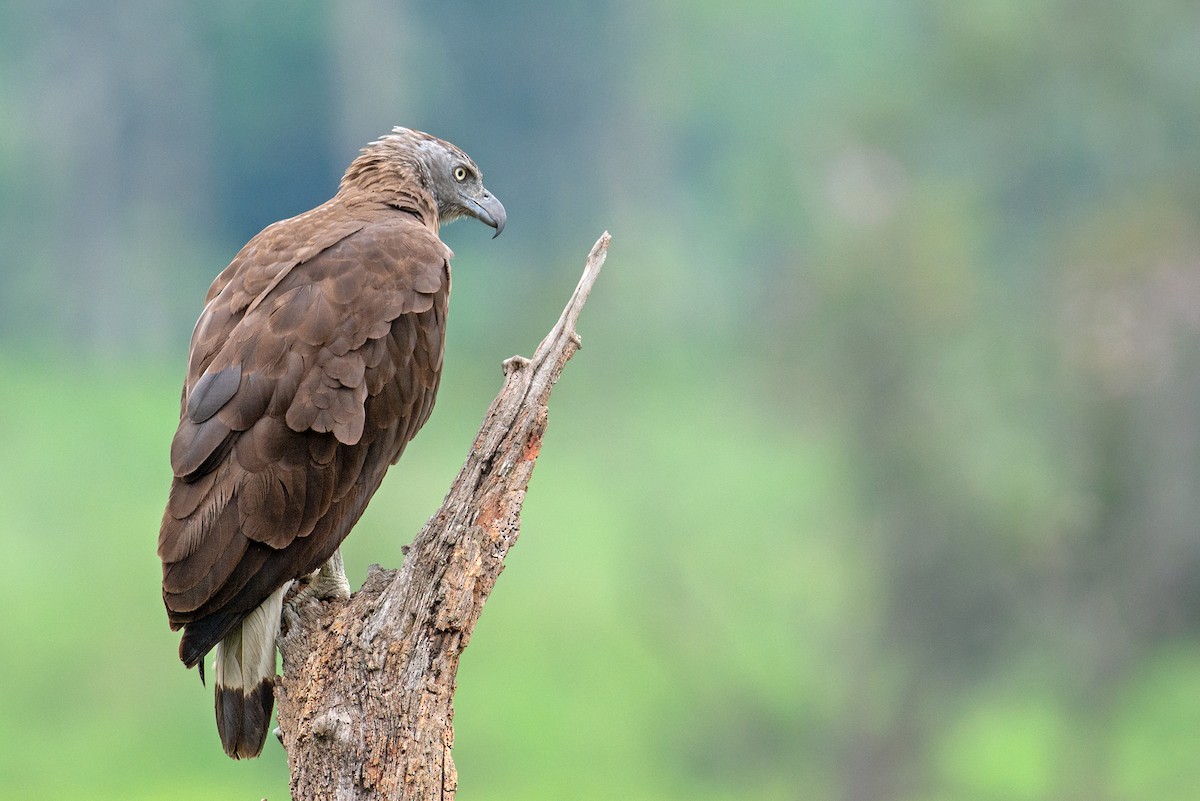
[274,232,612,800]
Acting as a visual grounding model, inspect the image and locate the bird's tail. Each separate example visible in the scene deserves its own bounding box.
[213,582,290,759]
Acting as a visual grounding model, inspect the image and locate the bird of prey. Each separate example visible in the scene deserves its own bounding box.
[157,127,505,759]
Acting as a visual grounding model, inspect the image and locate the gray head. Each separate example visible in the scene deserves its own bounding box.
[343,127,506,237]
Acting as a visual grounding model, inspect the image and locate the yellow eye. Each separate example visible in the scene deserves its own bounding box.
[453,166,467,182]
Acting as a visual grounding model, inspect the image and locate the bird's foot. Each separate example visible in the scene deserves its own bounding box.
[308,548,352,601]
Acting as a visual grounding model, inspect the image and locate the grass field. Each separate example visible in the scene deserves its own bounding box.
[3,348,1199,800]
[0,347,822,800]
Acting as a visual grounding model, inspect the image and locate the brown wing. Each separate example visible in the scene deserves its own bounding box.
[159,211,450,667]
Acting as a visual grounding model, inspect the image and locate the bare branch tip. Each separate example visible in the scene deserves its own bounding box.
[502,355,531,374]
[589,232,612,264]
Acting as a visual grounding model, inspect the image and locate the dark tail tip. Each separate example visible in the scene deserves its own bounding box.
[215,679,275,759]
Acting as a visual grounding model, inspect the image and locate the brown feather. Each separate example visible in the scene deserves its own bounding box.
[165,469,216,520]
[187,365,242,423]
[163,500,249,612]
[170,418,234,482]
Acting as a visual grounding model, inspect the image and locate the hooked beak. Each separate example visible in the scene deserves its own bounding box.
[465,189,506,238]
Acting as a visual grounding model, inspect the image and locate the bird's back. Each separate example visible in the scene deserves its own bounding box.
[159,203,451,666]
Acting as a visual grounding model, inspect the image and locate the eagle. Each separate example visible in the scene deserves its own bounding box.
[157,127,505,759]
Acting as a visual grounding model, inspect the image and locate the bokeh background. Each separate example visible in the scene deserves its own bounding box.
[3,2,1200,799]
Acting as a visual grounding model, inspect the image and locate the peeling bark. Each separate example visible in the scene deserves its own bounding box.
[275,232,611,800]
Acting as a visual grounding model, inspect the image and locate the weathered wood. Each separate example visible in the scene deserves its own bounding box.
[275,232,611,800]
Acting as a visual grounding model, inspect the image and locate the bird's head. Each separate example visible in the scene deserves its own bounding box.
[343,127,506,237]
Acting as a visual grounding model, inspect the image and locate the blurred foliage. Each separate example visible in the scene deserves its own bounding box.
[2,1,1200,799]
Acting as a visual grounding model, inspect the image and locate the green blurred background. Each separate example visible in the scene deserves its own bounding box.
[3,1,1200,799]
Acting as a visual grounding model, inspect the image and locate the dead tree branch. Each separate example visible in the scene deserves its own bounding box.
[275,232,612,800]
